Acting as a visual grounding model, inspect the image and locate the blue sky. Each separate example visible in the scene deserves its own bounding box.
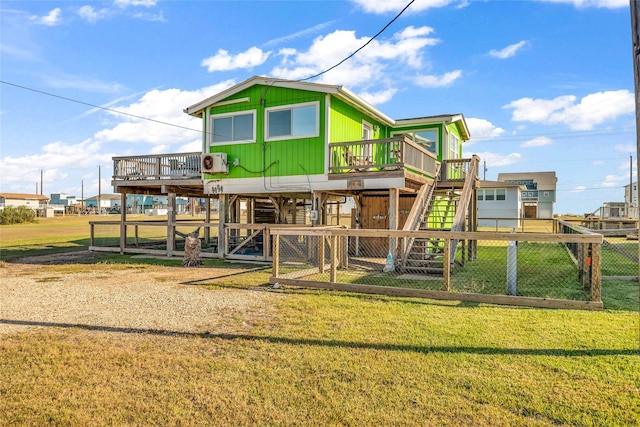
[0,0,634,215]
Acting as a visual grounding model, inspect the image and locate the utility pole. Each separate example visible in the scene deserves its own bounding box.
[483,160,488,181]
[40,169,43,195]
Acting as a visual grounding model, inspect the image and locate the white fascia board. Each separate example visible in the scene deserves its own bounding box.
[204,174,406,195]
[184,76,343,117]
[395,114,470,141]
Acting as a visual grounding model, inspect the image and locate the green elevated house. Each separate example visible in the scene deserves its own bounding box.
[111,76,479,264]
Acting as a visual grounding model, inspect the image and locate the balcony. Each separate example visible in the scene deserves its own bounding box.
[112,152,204,196]
[329,136,439,178]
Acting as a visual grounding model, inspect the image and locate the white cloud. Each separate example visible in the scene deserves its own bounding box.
[466,118,505,141]
[271,27,439,89]
[521,136,552,147]
[536,0,627,9]
[571,186,587,192]
[602,174,624,188]
[41,72,125,94]
[414,70,462,88]
[114,0,157,7]
[614,144,635,153]
[1,139,113,190]
[202,47,271,72]
[351,0,456,14]
[472,151,522,167]
[94,81,236,146]
[503,90,634,130]
[357,88,398,105]
[489,41,528,59]
[31,8,62,26]
[78,5,108,23]
[264,21,337,47]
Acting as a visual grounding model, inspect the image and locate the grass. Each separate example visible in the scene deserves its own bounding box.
[1,216,639,425]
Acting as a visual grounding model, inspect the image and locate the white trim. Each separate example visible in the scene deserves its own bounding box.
[325,94,331,175]
[265,101,320,142]
[390,128,439,156]
[212,97,250,107]
[208,110,256,148]
[204,174,406,194]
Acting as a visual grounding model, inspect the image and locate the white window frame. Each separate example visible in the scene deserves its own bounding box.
[208,110,256,147]
[390,128,439,155]
[265,101,320,142]
[362,120,373,159]
[449,132,459,160]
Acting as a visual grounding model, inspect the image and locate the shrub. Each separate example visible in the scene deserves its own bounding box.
[0,206,37,225]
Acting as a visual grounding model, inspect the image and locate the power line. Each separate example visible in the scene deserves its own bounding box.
[297,0,415,82]
[0,80,204,135]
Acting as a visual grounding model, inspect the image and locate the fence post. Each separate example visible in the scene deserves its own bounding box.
[272,233,280,278]
[330,234,338,283]
[442,238,451,291]
[507,239,518,296]
[590,243,601,302]
[318,235,325,274]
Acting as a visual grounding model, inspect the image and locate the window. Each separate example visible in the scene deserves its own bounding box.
[392,129,438,155]
[449,132,459,160]
[479,188,506,202]
[210,111,255,145]
[266,102,319,140]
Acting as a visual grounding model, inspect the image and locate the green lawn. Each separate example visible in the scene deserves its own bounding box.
[1,216,638,425]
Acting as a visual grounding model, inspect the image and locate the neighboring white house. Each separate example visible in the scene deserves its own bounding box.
[85,194,121,210]
[496,171,557,219]
[477,181,525,228]
[0,193,50,210]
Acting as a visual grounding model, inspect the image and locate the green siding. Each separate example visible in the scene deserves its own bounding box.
[328,97,385,142]
[204,85,326,179]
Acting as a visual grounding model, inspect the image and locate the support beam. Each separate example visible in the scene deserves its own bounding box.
[167,193,176,257]
[218,194,228,259]
[389,188,399,260]
[120,192,127,255]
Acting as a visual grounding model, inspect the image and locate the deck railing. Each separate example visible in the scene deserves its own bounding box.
[113,152,202,180]
[329,137,439,178]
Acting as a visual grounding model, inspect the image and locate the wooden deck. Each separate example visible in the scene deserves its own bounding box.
[111,139,474,197]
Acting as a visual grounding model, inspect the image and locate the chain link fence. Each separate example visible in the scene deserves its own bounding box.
[271,228,603,310]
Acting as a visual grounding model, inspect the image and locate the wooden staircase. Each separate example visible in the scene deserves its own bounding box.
[400,156,479,275]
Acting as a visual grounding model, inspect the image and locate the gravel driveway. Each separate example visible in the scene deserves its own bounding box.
[0,252,278,337]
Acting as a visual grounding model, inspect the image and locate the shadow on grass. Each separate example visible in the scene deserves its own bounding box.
[1,319,637,357]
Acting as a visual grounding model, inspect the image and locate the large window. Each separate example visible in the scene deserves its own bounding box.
[210,111,255,145]
[392,129,438,155]
[266,102,319,140]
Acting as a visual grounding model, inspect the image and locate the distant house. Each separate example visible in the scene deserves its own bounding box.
[496,171,557,219]
[477,180,526,228]
[596,181,637,220]
[85,194,121,210]
[0,193,49,210]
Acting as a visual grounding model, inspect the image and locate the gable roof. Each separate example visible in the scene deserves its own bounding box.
[184,76,470,140]
[0,193,49,201]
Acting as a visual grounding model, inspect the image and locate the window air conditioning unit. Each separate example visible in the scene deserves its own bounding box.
[201,153,228,174]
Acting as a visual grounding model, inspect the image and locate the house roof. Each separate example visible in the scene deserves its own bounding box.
[497,171,557,190]
[0,193,50,201]
[479,180,526,190]
[184,76,470,140]
[85,194,122,201]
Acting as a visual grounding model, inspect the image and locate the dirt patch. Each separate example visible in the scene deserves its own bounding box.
[12,250,99,265]
[0,254,279,337]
